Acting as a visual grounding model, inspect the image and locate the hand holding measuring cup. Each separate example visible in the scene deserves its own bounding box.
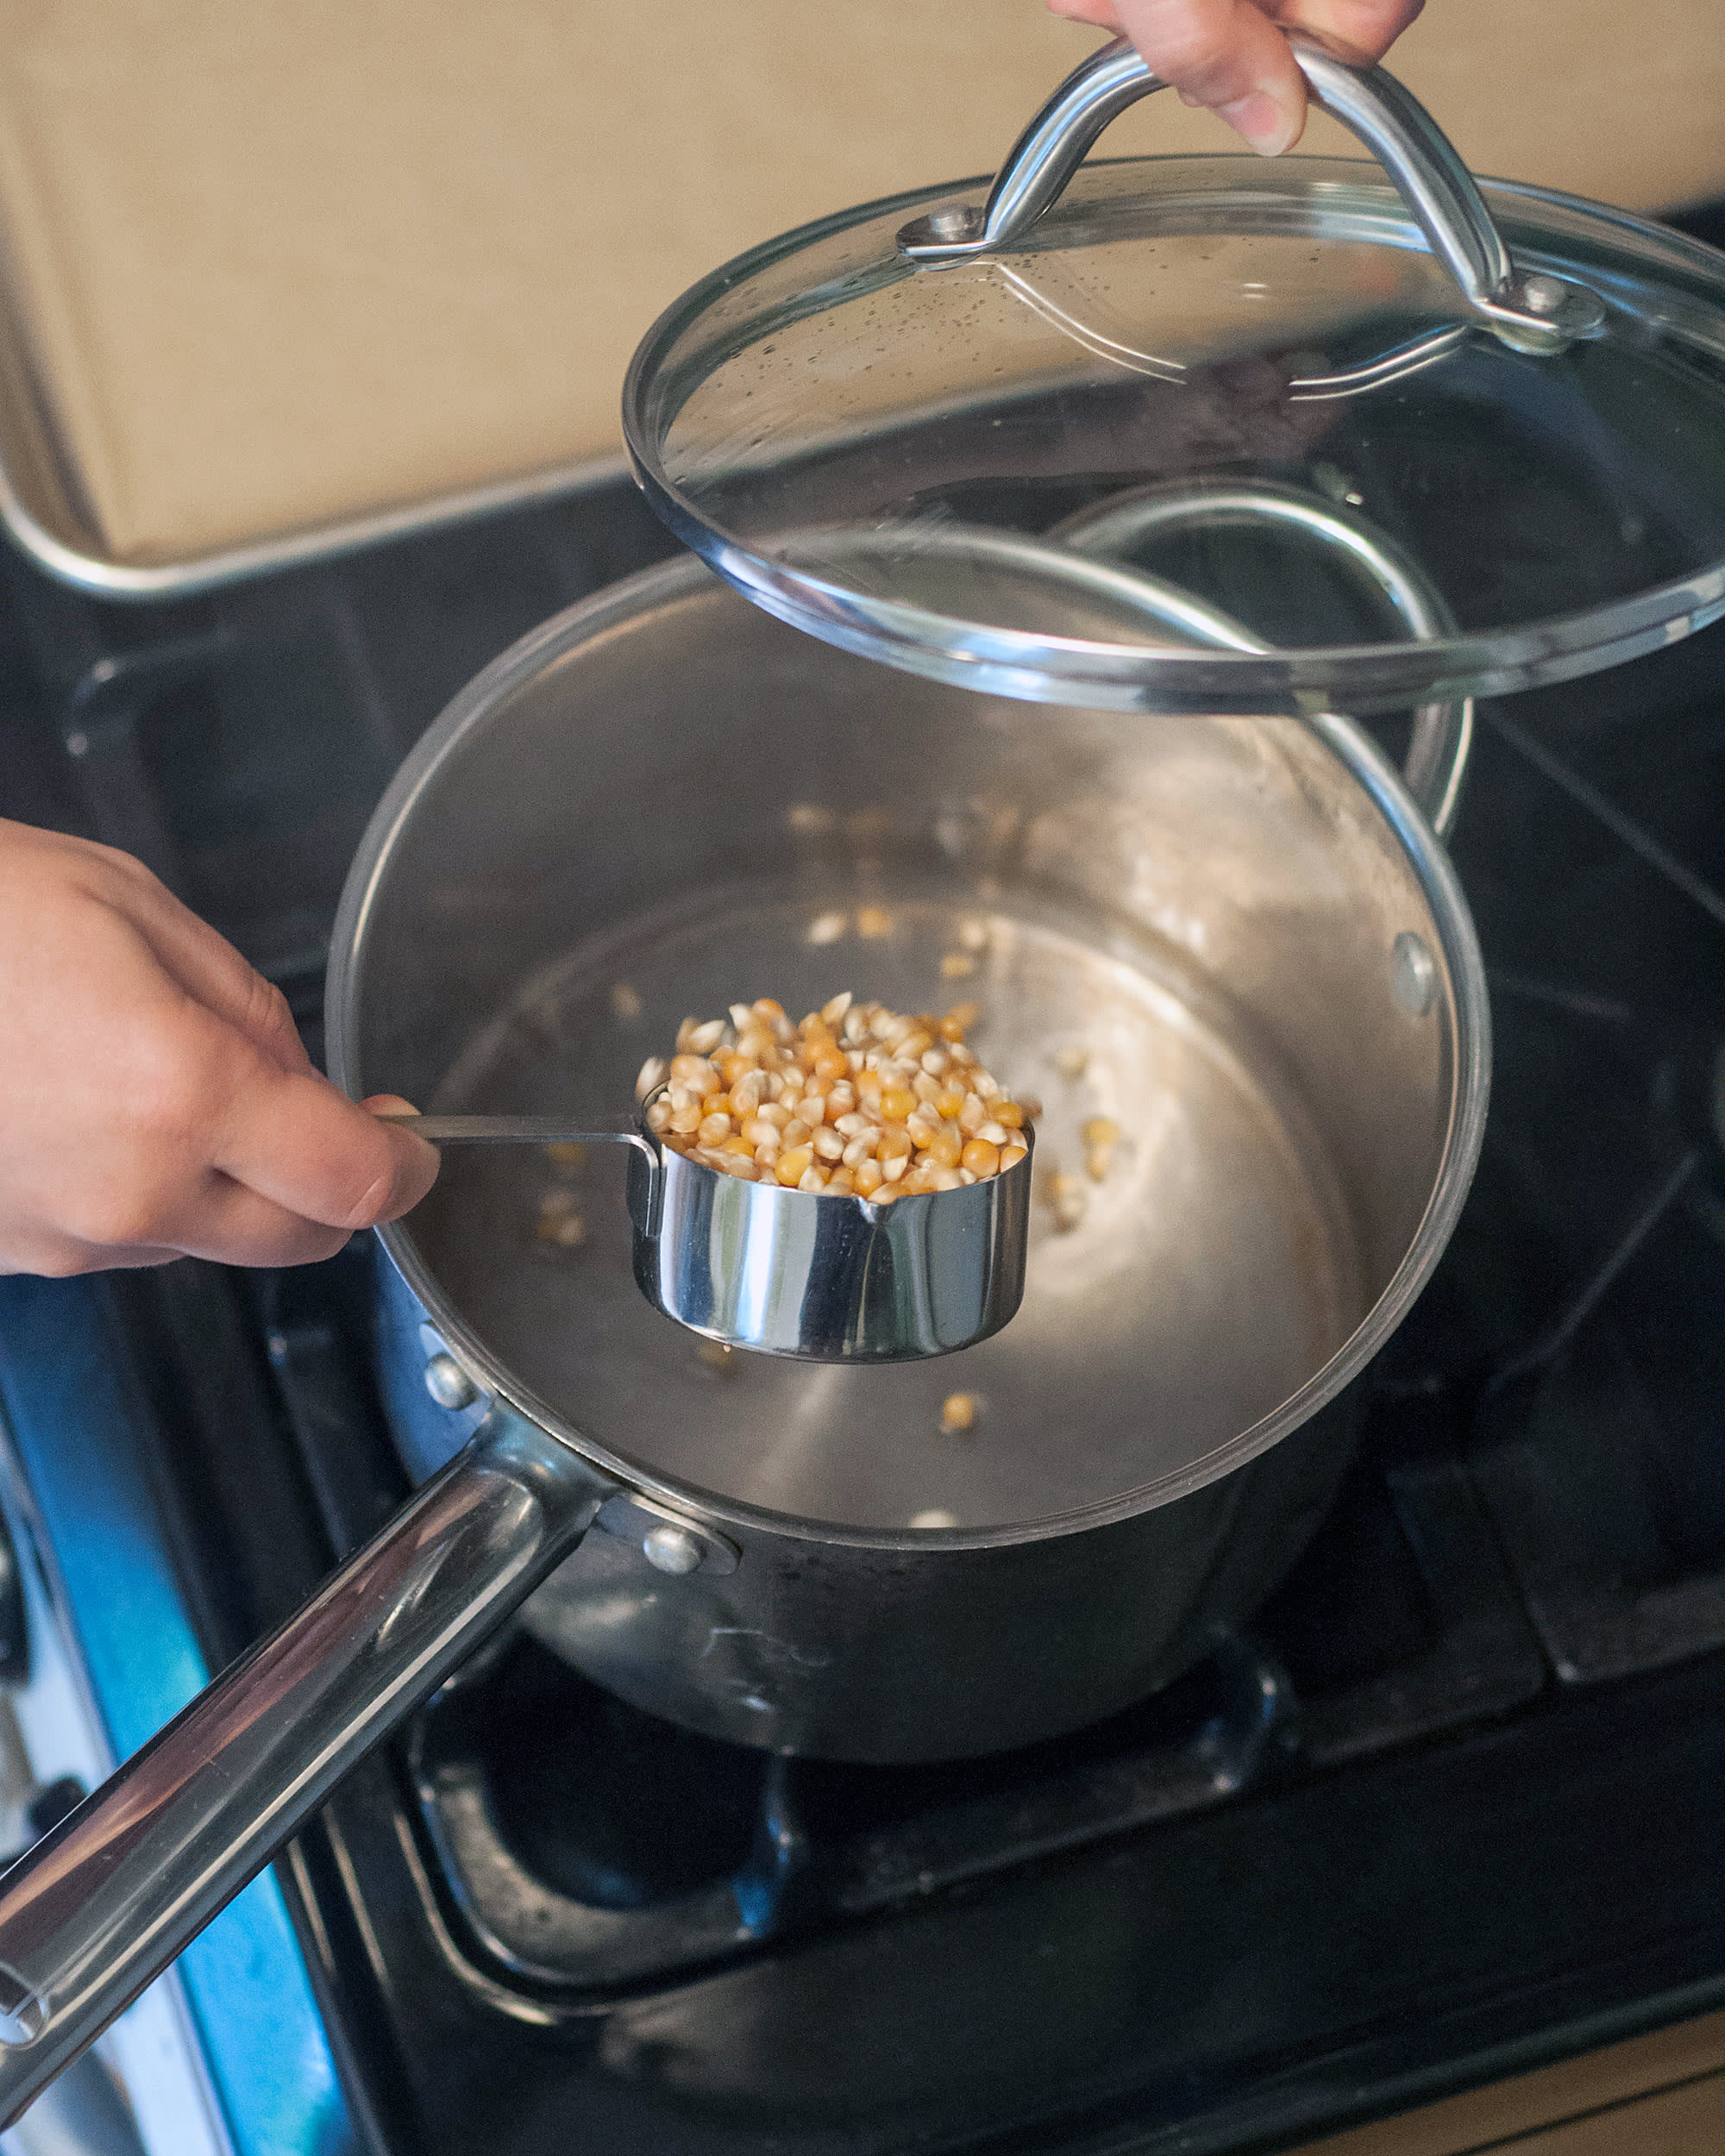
[0,817,438,1275]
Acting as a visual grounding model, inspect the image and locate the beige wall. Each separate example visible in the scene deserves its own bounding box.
[0,0,1718,562]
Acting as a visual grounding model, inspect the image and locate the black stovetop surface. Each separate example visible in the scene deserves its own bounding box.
[3,308,1725,2149]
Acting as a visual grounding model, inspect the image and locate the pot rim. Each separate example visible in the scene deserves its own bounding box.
[328,551,1490,1552]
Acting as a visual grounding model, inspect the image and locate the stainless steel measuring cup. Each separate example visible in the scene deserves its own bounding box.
[381,1110,1035,1362]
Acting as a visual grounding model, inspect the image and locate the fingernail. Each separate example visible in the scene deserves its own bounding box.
[1217,88,1302,157]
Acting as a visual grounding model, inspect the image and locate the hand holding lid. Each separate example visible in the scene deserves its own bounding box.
[897,34,1604,357]
[1043,0,1421,157]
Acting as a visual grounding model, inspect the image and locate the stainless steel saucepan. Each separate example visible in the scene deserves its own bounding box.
[0,543,1486,2122]
[361,534,1484,1761]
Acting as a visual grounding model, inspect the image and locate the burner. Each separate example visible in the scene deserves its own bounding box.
[398,1354,1545,1996]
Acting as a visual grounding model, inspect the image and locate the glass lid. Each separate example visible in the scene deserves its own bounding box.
[624,34,1725,716]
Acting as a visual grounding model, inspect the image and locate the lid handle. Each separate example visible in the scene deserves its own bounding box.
[898,34,1603,354]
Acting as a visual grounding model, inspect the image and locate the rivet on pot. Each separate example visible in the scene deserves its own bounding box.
[423,1352,478,1412]
[1392,931,1438,1017]
[643,1524,705,1576]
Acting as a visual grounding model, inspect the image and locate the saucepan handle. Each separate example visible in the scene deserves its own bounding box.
[0,1402,616,2127]
[1047,479,1472,836]
[897,32,1604,354]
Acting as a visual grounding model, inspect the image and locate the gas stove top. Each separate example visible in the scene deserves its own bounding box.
[2,248,1725,2151]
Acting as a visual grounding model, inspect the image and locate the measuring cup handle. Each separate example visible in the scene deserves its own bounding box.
[0,1404,615,2128]
[374,1110,648,1148]
[898,33,1603,354]
[373,1111,668,1237]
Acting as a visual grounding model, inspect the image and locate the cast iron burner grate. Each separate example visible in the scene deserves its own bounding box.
[400,1403,1546,1996]
[1457,684,1725,1689]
